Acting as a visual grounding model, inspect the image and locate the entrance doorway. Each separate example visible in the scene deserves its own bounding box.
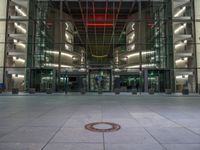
[89,69,111,92]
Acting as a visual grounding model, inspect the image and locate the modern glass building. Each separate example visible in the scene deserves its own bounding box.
[0,0,200,93]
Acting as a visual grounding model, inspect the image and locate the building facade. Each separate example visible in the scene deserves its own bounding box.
[0,0,200,93]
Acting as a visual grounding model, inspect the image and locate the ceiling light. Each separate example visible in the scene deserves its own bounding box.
[174,23,187,34]
[13,57,25,63]
[45,50,73,58]
[176,75,189,79]
[126,64,156,69]
[131,33,135,39]
[15,5,27,17]
[13,39,18,43]
[65,44,69,50]
[175,40,187,49]
[13,39,26,48]
[174,6,186,17]
[65,33,69,39]
[12,74,24,78]
[44,63,72,68]
[86,23,113,27]
[14,22,27,34]
[127,51,155,58]
[65,23,69,30]
[131,44,135,50]
[175,57,188,64]
[131,23,135,30]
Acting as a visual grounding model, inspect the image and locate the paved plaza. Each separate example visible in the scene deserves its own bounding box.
[0,95,200,150]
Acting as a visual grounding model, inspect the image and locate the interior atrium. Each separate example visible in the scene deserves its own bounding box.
[0,0,200,93]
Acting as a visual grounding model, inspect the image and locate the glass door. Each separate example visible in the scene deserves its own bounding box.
[89,70,111,92]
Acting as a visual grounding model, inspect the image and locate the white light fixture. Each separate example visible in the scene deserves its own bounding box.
[174,6,186,17]
[175,57,188,64]
[79,68,86,72]
[131,44,135,50]
[61,65,72,68]
[127,52,139,58]
[174,23,187,34]
[14,22,27,34]
[62,52,73,57]
[65,44,69,50]
[44,63,72,68]
[127,51,155,58]
[15,6,27,17]
[12,74,24,78]
[13,56,25,63]
[131,33,135,39]
[13,39,26,48]
[128,33,135,43]
[65,23,69,30]
[131,23,135,30]
[65,33,69,39]
[13,39,18,43]
[114,68,120,72]
[72,56,77,60]
[184,40,188,44]
[65,33,72,43]
[126,64,156,69]
[175,40,187,49]
[18,43,26,48]
[176,75,189,79]
[45,50,73,58]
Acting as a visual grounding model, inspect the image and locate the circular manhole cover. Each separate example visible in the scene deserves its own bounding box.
[85,122,121,133]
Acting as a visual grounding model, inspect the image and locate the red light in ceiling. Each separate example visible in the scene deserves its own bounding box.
[86,23,113,27]
[88,14,114,20]
[147,23,154,28]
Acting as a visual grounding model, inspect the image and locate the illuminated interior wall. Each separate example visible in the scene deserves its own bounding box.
[4,0,29,91]
[172,0,196,92]
[194,0,200,91]
[0,0,7,83]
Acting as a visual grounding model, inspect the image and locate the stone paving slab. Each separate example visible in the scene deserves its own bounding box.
[0,95,200,150]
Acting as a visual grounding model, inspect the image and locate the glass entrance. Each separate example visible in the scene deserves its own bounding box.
[147,70,171,92]
[116,74,140,92]
[89,70,111,92]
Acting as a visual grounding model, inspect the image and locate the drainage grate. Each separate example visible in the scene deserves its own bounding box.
[85,122,121,133]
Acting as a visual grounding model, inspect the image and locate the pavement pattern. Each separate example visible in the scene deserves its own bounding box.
[0,95,200,150]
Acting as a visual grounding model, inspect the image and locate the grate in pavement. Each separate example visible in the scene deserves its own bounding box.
[85,122,121,133]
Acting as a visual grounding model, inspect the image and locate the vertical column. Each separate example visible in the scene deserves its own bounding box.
[144,69,148,92]
[194,0,200,92]
[0,0,7,83]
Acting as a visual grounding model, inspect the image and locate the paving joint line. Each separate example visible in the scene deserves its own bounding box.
[119,103,167,150]
[40,109,78,150]
[144,105,200,137]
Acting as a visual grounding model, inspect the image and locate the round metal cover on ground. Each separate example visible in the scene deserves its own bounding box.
[85,122,121,132]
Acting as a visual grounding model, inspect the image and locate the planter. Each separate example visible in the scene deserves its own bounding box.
[114,89,120,95]
[132,88,137,95]
[98,90,102,95]
[182,88,189,95]
[12,88,19,94]
[148,88,155,95]
[81,89,86,94]
[29,88,36,94]
[46,88,53,94]
[165,89,172,94]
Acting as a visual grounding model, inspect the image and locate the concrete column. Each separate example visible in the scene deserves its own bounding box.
[144,69,148,92]
[0,0,7,83]
[194,0,200,91]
